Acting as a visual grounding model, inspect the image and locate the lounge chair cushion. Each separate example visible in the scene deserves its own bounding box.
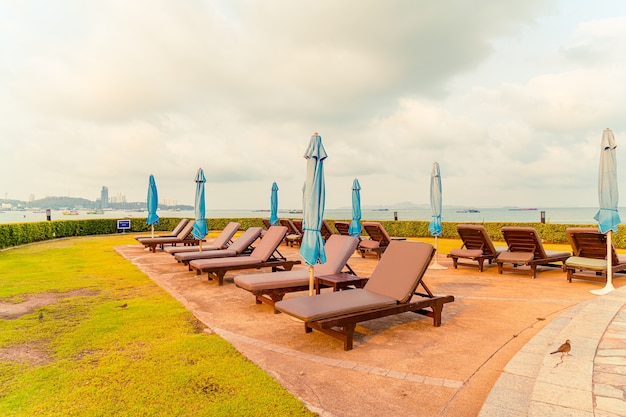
[497,252,534,263]
[275,289,397,321]
[358,240,380,250]
[565,256,607,271]
[449,248,483,258]
[235,270,309,291]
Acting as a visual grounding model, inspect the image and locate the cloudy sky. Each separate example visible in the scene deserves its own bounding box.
[1,0,625,210]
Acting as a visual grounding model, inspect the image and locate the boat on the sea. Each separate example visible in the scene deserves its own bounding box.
[288,209,303,214]
[62,210,79,215]
[456,208,480,213]
[86,210,104,215]
[508,208,538,211]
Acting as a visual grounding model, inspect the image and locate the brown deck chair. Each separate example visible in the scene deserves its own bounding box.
[496,227,570,278]
[234,235,359,312]
[163,222,240,254]
[173,227,263,266]
[279,218,302,247]
[188,226,301,285]
[275,240,455,350]
[334,221,351,236]
[262,218,272,230]
[564,227,626,283]
[320,220,335,241]
[357,221,404,259]
[134,218,189,241]
[447,224,506,272]
[138,221,197,252]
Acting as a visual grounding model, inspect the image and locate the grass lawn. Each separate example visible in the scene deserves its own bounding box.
[0,234,314,417]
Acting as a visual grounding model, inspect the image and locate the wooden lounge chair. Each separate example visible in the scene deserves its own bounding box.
[279,218,302,247]
[262,218,272,230]
[564,227,626,283]
[357,221,404,259]
[275,240,455,351]
[320,220,335,241]
[188,226,301,285]
[234,235,359,312]
[138,221,197,253]
[496,227,570,278]
[173,227,263,266]
[163,222,240,254]
[448,224,506,272]
[334,221,351,236]
[134,218,189,241]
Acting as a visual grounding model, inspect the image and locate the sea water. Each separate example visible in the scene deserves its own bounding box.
[0,207,605,225]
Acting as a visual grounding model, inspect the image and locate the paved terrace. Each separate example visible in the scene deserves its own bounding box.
[116,241,626,417]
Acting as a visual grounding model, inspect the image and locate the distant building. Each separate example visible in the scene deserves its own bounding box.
[28,194,35,203]
[110,193,126,204]
[100,186,109,209]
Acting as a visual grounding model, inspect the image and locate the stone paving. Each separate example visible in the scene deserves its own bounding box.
[118,240,626,416]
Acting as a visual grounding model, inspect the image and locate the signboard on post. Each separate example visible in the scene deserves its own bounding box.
[117,219,131,232]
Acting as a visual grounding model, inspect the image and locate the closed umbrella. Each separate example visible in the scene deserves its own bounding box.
[591,128,620,295]
[348,178,362,237]
[146,174,159,238]
[428,162,446,270]
[300,133,327,295]
[192,168,208,251]
[269,182,279,226]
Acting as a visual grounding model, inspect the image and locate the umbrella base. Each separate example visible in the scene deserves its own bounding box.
[428,261,448,270]
[590,283,615,295]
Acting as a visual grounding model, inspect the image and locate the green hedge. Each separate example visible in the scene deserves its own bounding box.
[1,217,623,250]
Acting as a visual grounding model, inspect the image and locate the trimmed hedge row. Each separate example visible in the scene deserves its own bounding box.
[1,217,623,250]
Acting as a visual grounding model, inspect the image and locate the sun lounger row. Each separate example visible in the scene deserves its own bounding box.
[448,224,626,283]
[134,222,455,351]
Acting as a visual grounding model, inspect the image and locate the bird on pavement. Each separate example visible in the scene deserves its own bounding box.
[551,339,571,357]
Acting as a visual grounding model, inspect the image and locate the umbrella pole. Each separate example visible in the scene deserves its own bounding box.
[429,236,447,270]
[591,230,616,295]
[309,266,315,296]
[151,224,154,238]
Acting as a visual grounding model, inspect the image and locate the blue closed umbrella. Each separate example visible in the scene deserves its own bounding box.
[428,162,446,269]
[348,178,362,237]
[192,168,208,250]
[591,128,620,295]
[269,182,279,226]
[300,133,327,295]
[146,174,159,237]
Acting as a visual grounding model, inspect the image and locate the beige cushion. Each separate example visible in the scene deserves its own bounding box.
[565,256,607,271]
[358,240,380,250]
[234,270,309,291]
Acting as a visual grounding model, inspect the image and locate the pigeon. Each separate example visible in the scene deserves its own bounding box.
[117,303,128,309]
[38,311,43,321]
[551,339,571,357]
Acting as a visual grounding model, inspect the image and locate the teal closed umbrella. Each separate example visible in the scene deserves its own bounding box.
[428,162,446,270]
[192,168,208,251]
[591,128,620,295]
[348,178,361,237]
[269,182,279,226]
[300,133,327,295]
[146,174,159,237]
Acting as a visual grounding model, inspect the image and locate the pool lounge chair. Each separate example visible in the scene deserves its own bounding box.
[564,227,626,283]
[134,218,189,241]
[279,218,302,247]
[448,224,506,272]
[173,227,263,266]
[188,226,301,285]
[275,240,455,351]
[163,222,240,255]
[320,220,335,241]
[357,221,404,259]
[496,226,570,278]
[234,235,359,312]
[334,221,351,236]
[138,221,197,253]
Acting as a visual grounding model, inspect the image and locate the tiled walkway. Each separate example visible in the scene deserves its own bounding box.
[479,287,626,416]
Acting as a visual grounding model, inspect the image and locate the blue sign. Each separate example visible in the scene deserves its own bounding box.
[117,219,131,230]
